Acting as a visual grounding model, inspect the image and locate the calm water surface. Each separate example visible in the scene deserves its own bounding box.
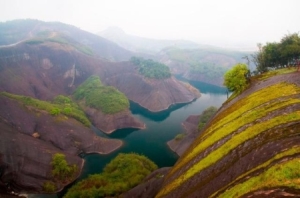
[29,80,227,198]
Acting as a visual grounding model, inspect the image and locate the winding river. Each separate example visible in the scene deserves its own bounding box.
[29,80,227,198]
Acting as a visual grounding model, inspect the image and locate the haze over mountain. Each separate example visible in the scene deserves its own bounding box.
[1,0,299,50]
[99,27,201,54]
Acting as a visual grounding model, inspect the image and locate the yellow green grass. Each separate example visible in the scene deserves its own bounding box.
[218,157,300,198]
[0,92,91,126]
[257,67,297,81]
[168,83,300,177]
[156,111,300,197]
[210,145,300,197]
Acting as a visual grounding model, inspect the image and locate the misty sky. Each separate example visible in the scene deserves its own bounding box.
[1,0,299,49]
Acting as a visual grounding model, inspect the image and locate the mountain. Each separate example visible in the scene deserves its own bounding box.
[0,21,200,193]
[156,71,300,197]
[123,70,300,197]
[0,19,134,61]
[159,47,250,86]
[99,27,252,87]
[99,27,201,54]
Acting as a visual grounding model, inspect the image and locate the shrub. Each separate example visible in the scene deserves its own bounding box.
[51,153,78,181]
[224,63,249,93]
[64,153,157,198]
[43,181,56,193]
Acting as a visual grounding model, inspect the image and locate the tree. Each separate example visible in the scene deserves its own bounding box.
[224,63,249,93]
[252,33,300,73]
[51,153,77,181]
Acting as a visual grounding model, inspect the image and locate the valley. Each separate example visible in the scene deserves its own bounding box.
[1,19,299,198]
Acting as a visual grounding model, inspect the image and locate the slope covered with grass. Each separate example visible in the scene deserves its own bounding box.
[157,71,300,198]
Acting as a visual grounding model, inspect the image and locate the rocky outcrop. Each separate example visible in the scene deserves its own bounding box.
[157,72,300,198]
[84,107,145,134]
[0,96,122,194]
[105,74,200,112]
[167,115,200,156]
[0,119,83,193]
[122,167,171,198]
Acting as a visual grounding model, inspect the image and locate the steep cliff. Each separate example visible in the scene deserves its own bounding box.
[157,71,300,197]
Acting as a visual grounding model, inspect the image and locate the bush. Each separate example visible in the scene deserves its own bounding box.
[224,63,249,93]
[73,75,129,114]
[51,153,78,181]
[64,153,157,198]
[43,181,56,193]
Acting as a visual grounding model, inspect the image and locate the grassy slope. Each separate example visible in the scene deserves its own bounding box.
[73,75,129,114]
[157,72,300,197]
[0,92,91,126]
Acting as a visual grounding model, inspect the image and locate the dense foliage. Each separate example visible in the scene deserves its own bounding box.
[224,63,249,93]
[198,106,218,130]
[252,33,300,72]
[131,56,171,79]
[51,153,78,181]
[0,92,91,126]
[73,75,129,114]
[64,153,157,198]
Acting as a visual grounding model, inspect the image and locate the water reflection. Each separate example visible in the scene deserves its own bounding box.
[28,79,227,198]
[130,100,195,122]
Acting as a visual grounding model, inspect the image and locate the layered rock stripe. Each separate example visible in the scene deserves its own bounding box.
[157,72,300,197]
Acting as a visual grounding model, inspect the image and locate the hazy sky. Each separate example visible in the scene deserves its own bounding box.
[1,0,299,49]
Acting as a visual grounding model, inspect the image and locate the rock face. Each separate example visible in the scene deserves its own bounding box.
[167,115,200,156]
[157,72,300,198]
[105,74,200,112]
[84,107,145,134]
[122,167,171,198]
[0,94,122,194]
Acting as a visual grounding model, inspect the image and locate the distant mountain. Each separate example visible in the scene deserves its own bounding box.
[99,27,201,54]
[159,47,250,86]
[0,19,134,61]
[98,27,253,86]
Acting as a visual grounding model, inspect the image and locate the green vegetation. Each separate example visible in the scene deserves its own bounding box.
[169,82,300,177]
[0,92,91,126]
[198,106,218,131]
[43,181,56,193]
[218,157,300,197]
[210,145,300,197]
[252,33,300,73]
[130,57,171,79]
[158,111,300,197]
[73,75,129,114]
[51,153,78,181]
[254,67,297,81]
[64,153,157,198]
[174,133,185,141]
[224,63,249,93]
[157,82,300,197]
